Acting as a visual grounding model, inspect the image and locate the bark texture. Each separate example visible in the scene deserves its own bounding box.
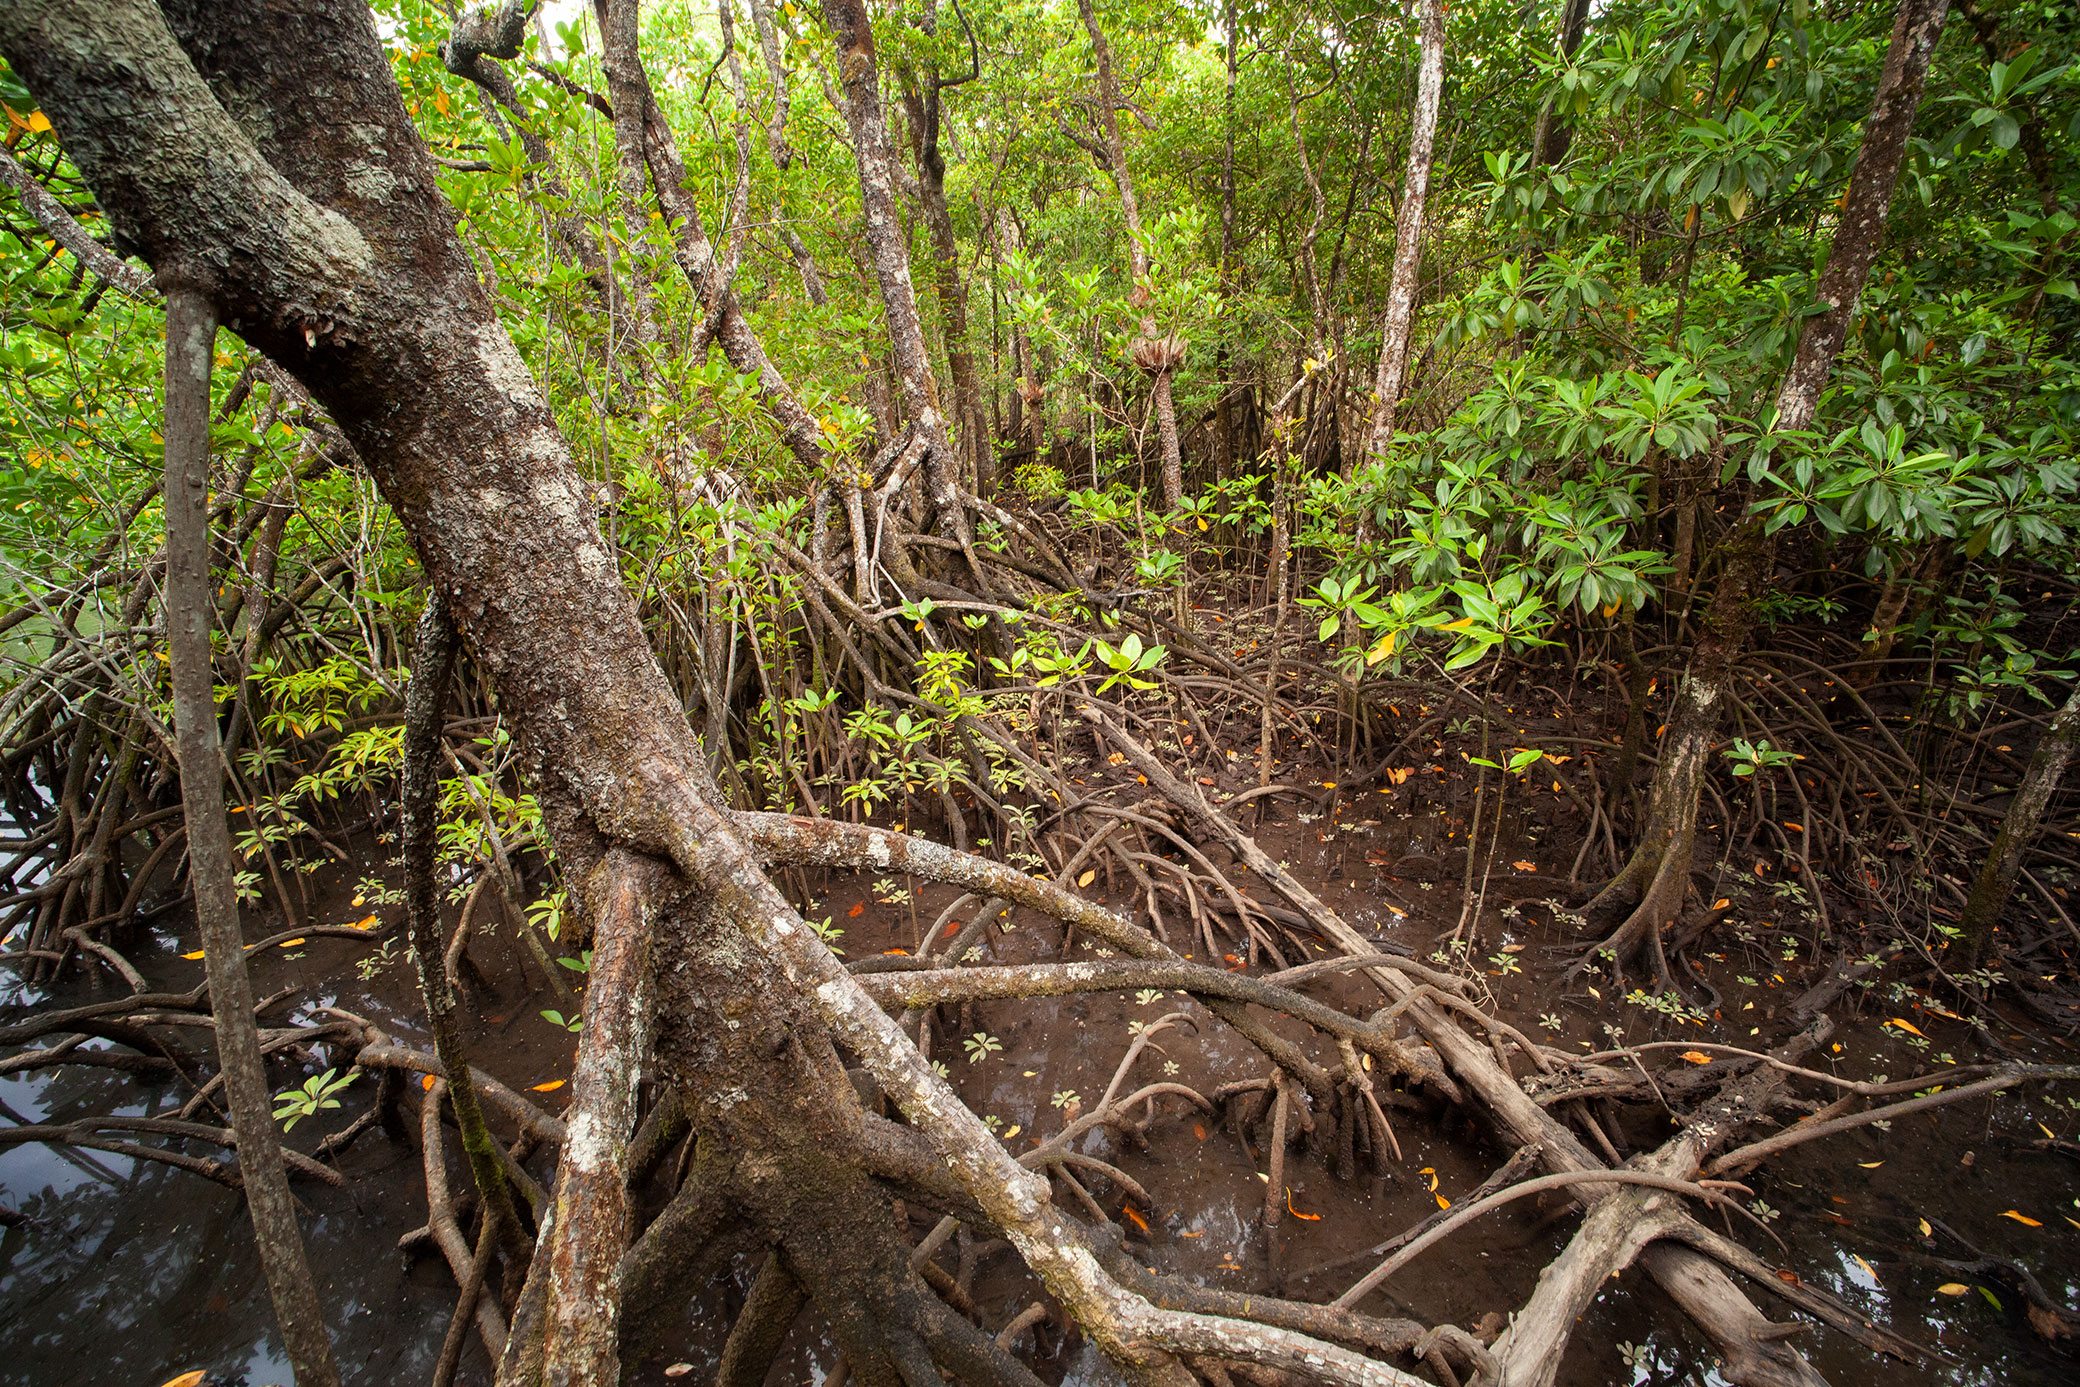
[162,284,342,1387]
[1772,0,1951,434]
[1363,0,1444,460]
[1961,683,2080,956]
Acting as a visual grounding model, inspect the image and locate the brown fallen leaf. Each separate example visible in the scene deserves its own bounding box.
[665,1365,695,1378]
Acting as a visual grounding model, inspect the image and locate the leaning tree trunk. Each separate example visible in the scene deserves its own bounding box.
[1362,0,1444,462]
[1586,0,1951,982]
[1960,683,2080,959]
[1,9,1457,1387]
[819,0,983,572]
[1075,0,1188,511]
[163,286,343,1387]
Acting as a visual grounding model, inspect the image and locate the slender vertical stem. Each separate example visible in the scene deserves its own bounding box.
[163,285,342,1387]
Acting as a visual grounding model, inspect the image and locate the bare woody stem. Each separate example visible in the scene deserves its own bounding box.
[163,285,342,1387]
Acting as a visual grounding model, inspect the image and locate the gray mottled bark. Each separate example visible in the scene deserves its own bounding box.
[163,284,342,1387]
[820,0,986,584]
[1772,0,1950,434]
[1363,0,1443,461]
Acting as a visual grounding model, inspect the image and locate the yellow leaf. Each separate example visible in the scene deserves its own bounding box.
[2000,1210,2043,1227]
[1442,616,1476,630]
[354,913,380,930]
[1852,1254,1878,1283]
[25,111,52,135]
[1885,1018,1925,1038]
[2039,1122,2057,1140]
[1078,870,1096,888]
[1918,1218,1932,1237]
[159,1374,208,1387]
[1436,1192,1451,1209]
[1858,1161,1883,1169]
[421,1074,438,1091]
[1003,1125,1020,1139]
[182,949,206,960]
[1679,1051,1713,1064]
[531,1080,566,1092]
[278,937,306,947]
[1196,517,1208,530]
[1935,1283,1969,1296]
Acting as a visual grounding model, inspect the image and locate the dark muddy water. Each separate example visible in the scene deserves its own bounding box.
[2,787,2073,1386]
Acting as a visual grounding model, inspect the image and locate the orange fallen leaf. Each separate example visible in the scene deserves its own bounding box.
[1885,1018,1925,1038]
[1383,767,1413,786]
[1935,1283,1969,1296]
[1193,1123,1207,1140]
[1784,822,1805,832]
[2001,1210,2043,1227]
[421,1074,437,1091]
[531,1080,566,1092]
[880,948,910,956]
[1122,1205,1150,1233]
[1435,1193,1451,1210]
[943,919,964,938]
[1511,861,1537,872]
[1711,898,1731,911]
[1107,752,1125,765]
[1078,870,1097,887]
[1858,1161,1883,1169]
[1197,776,1216,785]
[278,937,306,947]
[1678,1051,1714,1064]
[1180,1229,1203,1238]
[1775,1269,1801,1285]
[159,1374,208,1387]
[1287,1190,1322,1222]
[353,912,380,929]
[847,902,866,918]
[182,949,206,960]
